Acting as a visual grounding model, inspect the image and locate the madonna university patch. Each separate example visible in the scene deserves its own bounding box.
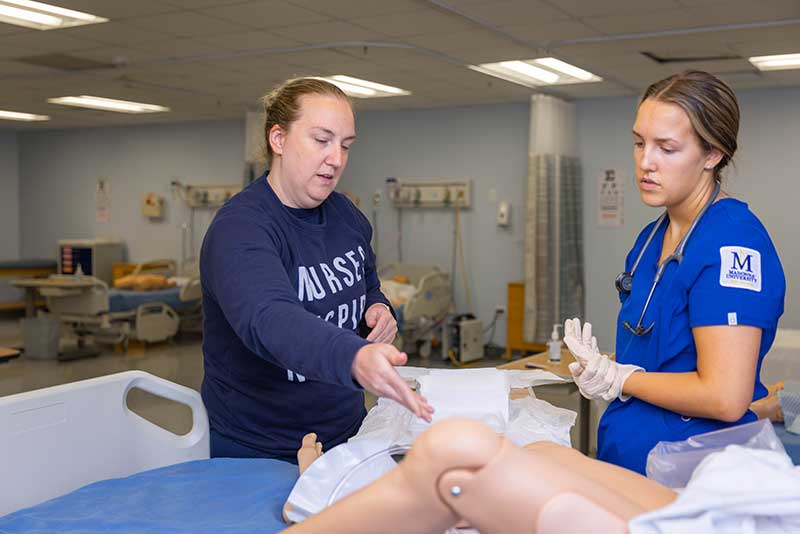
[719,246,761,292]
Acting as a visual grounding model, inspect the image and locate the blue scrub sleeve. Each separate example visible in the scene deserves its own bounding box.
[688,235,784,329]
[203,214,368,388]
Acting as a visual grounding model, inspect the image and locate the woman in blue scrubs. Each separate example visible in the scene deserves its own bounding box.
[564,70,786,474]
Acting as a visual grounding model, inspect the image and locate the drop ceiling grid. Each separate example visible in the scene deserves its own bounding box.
[0,0,796,128]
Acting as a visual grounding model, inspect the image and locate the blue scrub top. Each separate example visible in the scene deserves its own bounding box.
[599,198,785,474]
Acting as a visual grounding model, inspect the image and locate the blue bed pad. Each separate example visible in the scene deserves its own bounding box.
[109,287,196,313]
[0,458,298,534]
[776,422,800,465]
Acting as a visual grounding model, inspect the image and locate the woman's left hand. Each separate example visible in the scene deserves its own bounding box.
[365,303,397,344]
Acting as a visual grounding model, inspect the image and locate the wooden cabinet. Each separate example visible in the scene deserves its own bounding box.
[505,281,547,360]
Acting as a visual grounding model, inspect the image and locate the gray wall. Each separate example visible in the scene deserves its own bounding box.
[345,103,531,345]
[18,120,244,264]
[578,87,800,351]
[0,132,19,261]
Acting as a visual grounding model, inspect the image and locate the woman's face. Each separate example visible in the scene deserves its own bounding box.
[270,93,355,209]
[632,98,719,209]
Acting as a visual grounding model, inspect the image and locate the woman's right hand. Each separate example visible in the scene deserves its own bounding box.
[352,344,434,422]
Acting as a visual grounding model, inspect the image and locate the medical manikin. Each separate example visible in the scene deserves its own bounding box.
[284,419,677,533]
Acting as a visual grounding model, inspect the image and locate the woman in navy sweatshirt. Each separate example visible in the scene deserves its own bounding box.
[200,78,433,461]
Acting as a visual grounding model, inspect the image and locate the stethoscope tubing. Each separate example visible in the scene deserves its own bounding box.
[620,181,721,336]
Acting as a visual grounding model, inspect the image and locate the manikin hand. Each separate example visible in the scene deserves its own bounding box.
[564,318,643,402]
[352,343,433,422]
[365,303,397,344]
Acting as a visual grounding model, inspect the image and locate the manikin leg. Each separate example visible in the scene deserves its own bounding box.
[282,433,325,523]
[285,419,676,533]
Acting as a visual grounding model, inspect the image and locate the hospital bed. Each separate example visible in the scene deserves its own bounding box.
[0,372,798,533]
[22,259,201,350]
[0,371,296,533]
[378,263,452,355]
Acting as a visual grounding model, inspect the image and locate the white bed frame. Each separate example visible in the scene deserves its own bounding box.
[0,371,209,516]
[378,263,452,354]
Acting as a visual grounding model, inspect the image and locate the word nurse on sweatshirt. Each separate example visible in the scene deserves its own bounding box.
[200,174,391,460]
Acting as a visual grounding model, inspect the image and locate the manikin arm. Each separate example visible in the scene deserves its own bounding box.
[285,419,676,534]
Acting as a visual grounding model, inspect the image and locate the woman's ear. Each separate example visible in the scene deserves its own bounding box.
[704,147,724,171]
[269,124,285,157]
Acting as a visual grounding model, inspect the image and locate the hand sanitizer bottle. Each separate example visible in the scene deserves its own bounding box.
[547,324,562,362]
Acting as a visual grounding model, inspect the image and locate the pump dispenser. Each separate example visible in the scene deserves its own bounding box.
[547,324,562,362]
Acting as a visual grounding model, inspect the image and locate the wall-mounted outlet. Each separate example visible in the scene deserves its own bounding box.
[495,305,506,315]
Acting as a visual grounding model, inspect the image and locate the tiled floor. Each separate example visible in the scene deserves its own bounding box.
[0,317,508,436]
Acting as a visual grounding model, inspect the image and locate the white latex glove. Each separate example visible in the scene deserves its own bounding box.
[568,357,643,402]
[563,317,600,367]
[564,318,643,402]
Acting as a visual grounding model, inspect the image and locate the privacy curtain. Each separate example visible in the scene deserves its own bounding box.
[524,95,584,343]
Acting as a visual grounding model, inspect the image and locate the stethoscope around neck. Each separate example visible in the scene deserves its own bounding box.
[614,181,720,336]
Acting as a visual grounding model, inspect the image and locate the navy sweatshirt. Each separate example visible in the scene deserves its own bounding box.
[200,173,391,460]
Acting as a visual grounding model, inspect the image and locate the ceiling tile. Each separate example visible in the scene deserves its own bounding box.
[453,0,569,26]
[496,19,602,46]
[162,0,248,7]
[0,43,36,60]
[288,0,423,19]
[582,8,718,35]
[47,0,180,19]
[0,24,25,36]
[405,28,530,56]
[0,30,102,54]
[193,30,303,52]
[125,11,250,38]
[200,1,331,29]
[554,81,634,99]
[351,10,477,37]
[72,46,178,65]
[455,44,541,64]
[0,59,57,76]
[278,48,371,73]
[729,37,800,57]
[553,0,682,17]
[59,21,175,47]
[129,38,235,58]
[271,20,387,44]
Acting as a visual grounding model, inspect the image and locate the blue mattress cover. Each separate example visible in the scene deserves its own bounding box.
[109,287,196,313]
[0,458,298,534]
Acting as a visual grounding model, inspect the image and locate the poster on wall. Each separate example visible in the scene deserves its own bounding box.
[96,178,110,223]
[598,169,623,227]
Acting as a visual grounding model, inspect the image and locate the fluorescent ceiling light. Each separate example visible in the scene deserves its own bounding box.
[469,58,602,88]
[0,0,107,30]
[315,76,410,98]
[749,53,800,71]
[500,60,559,84]
[47,95,170,114]
[534,58,597,81]
[0,109,50,121]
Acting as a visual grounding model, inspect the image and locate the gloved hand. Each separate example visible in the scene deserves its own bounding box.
[564,318,643,402]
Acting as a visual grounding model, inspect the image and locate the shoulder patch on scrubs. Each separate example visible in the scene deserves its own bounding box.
[719,246,761,292]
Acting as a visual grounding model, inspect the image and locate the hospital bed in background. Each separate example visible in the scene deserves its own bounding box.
[109,259,203,338]
[24,259,201,353]
[378,263,452,356]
